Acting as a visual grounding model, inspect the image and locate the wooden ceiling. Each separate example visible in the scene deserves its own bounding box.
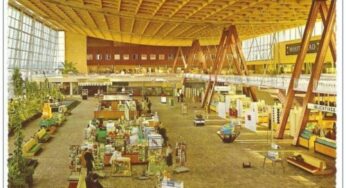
[9,0,324,46]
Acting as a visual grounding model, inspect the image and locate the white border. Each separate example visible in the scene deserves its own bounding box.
[336,0,345,187]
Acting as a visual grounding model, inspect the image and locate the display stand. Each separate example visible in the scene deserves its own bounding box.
[244,111,256,132]
[173,139,189,174]
[161,97,167,104]
[216,122,240,143]
[217,102,227,119]
[161,180,184,188]
[111,157,132,177]
[68,145,81,181]
[194,114,205,126]
[290,106,302,137]
[181,104,188,115]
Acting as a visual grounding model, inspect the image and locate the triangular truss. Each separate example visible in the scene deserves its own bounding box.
[173,39,208,74]
[201,25,258,111]
[172,47,187,73]
[185,39,207,72]
[275,0,336,144]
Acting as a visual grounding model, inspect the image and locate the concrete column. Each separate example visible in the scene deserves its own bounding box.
[70,82,73,96]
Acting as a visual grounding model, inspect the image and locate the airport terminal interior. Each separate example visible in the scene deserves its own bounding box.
[6,0,338,187]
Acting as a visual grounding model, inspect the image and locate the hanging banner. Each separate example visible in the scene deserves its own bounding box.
[307,103,336,113]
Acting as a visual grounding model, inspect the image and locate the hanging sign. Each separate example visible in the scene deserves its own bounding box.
[307,103,336,113]
[286,40,320,55]
[214,86,229,92]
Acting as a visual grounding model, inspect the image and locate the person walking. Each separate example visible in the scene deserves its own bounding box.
[85,173,103,188]
[147,99,152,113]
[165,144,173,167]
[180,91,184,103]
[84,148,94,175]
[176,89,180,102]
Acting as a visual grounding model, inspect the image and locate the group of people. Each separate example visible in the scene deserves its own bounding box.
[155,123,173,168]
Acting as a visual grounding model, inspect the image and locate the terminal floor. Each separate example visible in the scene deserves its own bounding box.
[9,97,336,188]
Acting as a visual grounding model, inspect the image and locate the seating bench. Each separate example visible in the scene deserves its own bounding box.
[36,128,51,143]
[22,138,42,157]
[286,152,329,175]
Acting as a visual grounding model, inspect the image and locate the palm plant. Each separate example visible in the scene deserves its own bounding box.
[61,61,79,74]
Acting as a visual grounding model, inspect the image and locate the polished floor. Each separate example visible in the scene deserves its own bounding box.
[9,97,336,188]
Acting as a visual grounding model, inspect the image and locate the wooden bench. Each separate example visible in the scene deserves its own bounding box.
[22,138,42,157]
[35,128,51,143]
[286,152,329,175]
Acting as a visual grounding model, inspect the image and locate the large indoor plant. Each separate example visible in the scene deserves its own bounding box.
[8,110,35,188]
[12,68,24,97]
[61,61,79,74]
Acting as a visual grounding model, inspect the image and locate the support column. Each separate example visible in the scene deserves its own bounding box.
[70,82,73,96]
[320,2,336,62]
[276,0,336,140]
[292,0,335,145]
[201,28,231,109]
[275,0,321,138]
[201,25,258,110]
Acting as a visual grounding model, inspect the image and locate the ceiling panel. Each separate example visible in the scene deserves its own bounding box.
[8,0,327,46]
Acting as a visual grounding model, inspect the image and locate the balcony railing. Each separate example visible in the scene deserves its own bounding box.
[184,73,336,95]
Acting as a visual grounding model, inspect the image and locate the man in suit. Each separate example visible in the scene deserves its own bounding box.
[84,148,94,175]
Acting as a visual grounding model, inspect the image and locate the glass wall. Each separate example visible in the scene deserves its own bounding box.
[7,6,65,78]
[242,22,324,62]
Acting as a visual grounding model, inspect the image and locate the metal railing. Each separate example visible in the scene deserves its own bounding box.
[30,73,336,94]
[184,73,336,94]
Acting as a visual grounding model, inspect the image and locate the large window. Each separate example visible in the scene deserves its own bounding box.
[8,6,64,77]
[242,22,324,62]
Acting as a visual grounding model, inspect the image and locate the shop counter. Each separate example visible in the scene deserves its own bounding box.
[123,152,148,165]
[298,130,316,149]
[314,137,336,158]
[94,110,137,120]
